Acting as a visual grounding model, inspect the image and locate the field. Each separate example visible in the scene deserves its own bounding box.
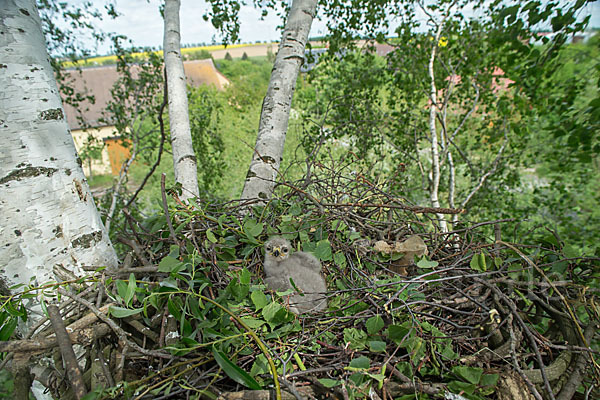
[63,42,276,67]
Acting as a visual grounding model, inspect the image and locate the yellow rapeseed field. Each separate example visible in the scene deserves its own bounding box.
[63,43,267,68]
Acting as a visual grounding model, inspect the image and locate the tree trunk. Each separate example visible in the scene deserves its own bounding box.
[0,0,118,322]
[427,19,448,233]
[240,0,317,204]
[163,0,199,201]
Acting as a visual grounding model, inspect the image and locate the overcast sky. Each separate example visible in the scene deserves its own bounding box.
[77,0,600,55]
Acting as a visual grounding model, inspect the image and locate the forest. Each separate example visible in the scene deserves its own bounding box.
[0,0,599,399]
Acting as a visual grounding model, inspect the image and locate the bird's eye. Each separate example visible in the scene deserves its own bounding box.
[266,246,272,251]
[282,248,288,253]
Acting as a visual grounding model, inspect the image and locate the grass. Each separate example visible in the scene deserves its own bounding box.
[87,173,115,189]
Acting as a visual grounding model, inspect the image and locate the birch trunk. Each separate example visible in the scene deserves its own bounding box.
[0,0,118,317]
[427,19,449,233]
[240,0,318,204]
[163,0,199,201]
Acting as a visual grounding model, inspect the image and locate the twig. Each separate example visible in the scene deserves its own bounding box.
[322,202,464,215]
[279,377,306,400]
[95,339,115,387]
[117,237,152,267]
[477,279,555,399]
[161,173,179,245]
[47,304,88,399]
[56,287,171,359]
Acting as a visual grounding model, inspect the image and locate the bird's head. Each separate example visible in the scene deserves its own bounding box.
[265,237,290,262]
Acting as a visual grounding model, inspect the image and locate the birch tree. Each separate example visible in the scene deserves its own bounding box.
[0,0,118,317]
[240,0,318,204]
[164,0,199,201]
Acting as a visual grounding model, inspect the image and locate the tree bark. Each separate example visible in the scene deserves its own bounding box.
[240,0,317,205]
[427,13,449,233]
[0,0,118,322]
[163,0,199,201]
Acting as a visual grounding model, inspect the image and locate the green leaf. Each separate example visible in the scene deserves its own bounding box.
[262,302,287,324]
[159,278,179,289]
[387,323,410,344]
[0,317,17,340]
[168,296,184,320]
[240,317,266,329]
[369,340,387,353]
[314,239,333,261]
[243,219,264,238]
[347,355,370,370]
[563,244,580,258]
[318,378,341,388]
[470,253,487,272]
[239,268,251,285]
[366,315,384,334]
[452,365,483,385]
[212,345,262,390]
[158,256,184,273]
[416,256,438,269]
[206,229,217,243]
[250,353,269,376]
[109,306,143,318]
[343,328,367,350]
[251,290,268,311]
[480,373,499,387]
[4,300,25,318]
[125,273,136,307]
[447,380,476,395]
[333,251,346,267]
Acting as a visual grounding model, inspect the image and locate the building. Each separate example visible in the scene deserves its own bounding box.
[62,58,229,176]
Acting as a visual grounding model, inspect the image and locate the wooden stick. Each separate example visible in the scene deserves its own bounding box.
[47,304,88,400]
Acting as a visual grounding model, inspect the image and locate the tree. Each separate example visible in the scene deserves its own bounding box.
[0,4,118,394]
[298,0,592,232]
[164,0,200,201]
[98,45,166,233]
[240,0,318,205]
[0,0,118,299]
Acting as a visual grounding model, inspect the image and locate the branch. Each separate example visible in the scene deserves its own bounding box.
[47,304,88,399]
[56,287,171,359]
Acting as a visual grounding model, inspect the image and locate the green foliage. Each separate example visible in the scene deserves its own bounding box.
[188,85,225,190]
[185,49,212,61]
[0,370,14,398]
[2,190,599,398]
[77,133,104,178]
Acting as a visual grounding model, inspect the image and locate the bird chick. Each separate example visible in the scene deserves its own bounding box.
[263,236,327,314]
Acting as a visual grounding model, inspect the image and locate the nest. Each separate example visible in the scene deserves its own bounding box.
[3,156,599,400]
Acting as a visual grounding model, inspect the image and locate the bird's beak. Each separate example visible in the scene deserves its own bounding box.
[272,247,281,258]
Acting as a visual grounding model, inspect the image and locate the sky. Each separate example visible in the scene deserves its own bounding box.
[73,0,600,55]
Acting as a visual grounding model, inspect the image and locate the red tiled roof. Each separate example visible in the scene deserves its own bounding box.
[61,59,227,130]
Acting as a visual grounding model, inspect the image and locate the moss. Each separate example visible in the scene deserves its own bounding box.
[71,231,102,249]
[39,108,64,121]
[0,166,57,185]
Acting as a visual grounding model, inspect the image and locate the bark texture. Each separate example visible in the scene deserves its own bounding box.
[427,14,449,233]
[0,0,118,314]
[240,0,317,204]
[163,0,199,201]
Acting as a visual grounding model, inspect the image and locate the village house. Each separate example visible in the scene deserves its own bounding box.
[62,58,229,177]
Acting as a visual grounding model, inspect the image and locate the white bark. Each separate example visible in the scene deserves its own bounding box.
[163,0,199,201]
[0,0,118,317]
[427,17,448,232]
[240,0,318,204]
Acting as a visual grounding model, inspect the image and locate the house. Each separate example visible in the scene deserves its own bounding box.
[62,58,229,176]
